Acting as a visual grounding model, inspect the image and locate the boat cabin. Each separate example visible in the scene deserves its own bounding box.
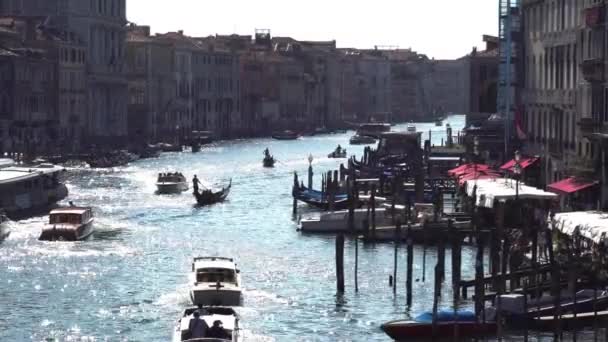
[192,257,239,284]
[49,207,93,225]
[177,307,238,341]
[357,123,391,137]
[157,172,186,183]
[378,132,422,156]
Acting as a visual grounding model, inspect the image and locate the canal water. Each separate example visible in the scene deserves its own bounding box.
[0,115,601,341]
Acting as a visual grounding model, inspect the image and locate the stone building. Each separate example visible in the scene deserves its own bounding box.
[521,0,608,208]
[0,0,128,147]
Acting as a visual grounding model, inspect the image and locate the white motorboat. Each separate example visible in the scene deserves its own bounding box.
[156,172,189,194]
[39,206,94,241]
[173,306,241,342]
[0,211,10,242]
[406,124,417,133]
[190,257,242,306]
[299,208,397,233]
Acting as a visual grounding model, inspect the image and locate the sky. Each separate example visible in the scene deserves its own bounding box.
[127,0,498,60]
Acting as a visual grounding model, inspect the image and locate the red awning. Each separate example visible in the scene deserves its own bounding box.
[448,163,491,177]
[547,177,599,195]
[500,157,539,172]
[458,170,502,185]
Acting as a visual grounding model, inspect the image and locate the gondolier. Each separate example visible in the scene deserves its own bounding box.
[192,175,201,194]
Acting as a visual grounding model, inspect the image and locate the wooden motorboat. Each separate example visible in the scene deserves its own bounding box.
[272,130,300,140]
[158,143,183,152]
[357,123,391,138]
[194,180,231,206]
[435,120,443,127]
[156,172,189,194]
[406,124,417,133]
[39,206,94,241]
[189,256,242,306]
[361,219,472,243]
[173,306,241,342]
[0,211,10,242]
[349,134,376,145]
[381,311,496,340]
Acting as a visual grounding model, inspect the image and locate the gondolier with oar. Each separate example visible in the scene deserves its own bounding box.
[192,175,201,195]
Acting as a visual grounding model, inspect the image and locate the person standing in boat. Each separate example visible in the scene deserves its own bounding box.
[264,148,270,158]
[188,310,209,339]
[192,175,201,194]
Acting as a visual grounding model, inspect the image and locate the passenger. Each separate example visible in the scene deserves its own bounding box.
[188,310,209,339]
[207,320,229,339]
[192,175,201,194]
[336,144,342,153]
[264,148,270,158]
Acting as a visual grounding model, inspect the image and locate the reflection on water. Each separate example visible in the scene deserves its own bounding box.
[5,117,598,341]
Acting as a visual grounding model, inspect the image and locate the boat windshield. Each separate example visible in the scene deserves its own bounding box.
[49,214,81,224]
[196,269,236,283]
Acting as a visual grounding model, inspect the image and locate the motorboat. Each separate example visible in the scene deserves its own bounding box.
[299,208,395,233]
[173,306,241,342]
[39,205,94,241]
[406,124,417,133]
[349,135,377,145]
[435,120,443,127]
[158,143,183,153]
[193,180,231,206]
[272,130,300,140]
[189,257,242,306]
[327,147,347,159]
[0,211,10,242]
[381,310,496,340]
[156,172,189,194]
[263,149,275,168]
[356,123,391,138]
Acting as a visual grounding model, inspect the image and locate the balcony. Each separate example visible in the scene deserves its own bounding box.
[582,58,605,83]
[585,5,605,28]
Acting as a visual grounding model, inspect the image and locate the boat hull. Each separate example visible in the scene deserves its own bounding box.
[381,320,496,340]
[0,224,9,242]
[263,158,275,168]
[39,221,94,241]
[156,182,189,194]
[190,288,242,306]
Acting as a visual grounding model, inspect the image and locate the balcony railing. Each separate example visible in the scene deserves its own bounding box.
[578,117,602,135]
[585,4,606,28]
[523,89,575,106]
[582,58,605,83]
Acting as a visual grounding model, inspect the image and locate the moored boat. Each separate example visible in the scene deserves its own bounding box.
[357,123,391,138]
[292,185,357,211]
[299,208,394,233]
[193,180,232,206]
[272,130,301,140]
[381,310,496,340]
[189,257,242,307]
[156,172,189,194]
[349,135,377,145]
[39,205,94,241]
[173,306,241,342]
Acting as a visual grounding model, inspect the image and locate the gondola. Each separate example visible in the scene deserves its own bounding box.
[327,150,347,159]
[194,180,232,206]
[292,185,359,211]
[263,156,275,167]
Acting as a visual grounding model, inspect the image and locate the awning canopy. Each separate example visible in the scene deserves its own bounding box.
[552,211,608,244]
[500,157,539,172]
[465,178,558,208]
[458,170,502,185]
[547,177,599,195]
[448,163,491,177]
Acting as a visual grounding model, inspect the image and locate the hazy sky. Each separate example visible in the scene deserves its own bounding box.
[127,0,498,59]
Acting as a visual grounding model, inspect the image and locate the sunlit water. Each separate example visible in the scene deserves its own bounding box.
[2,116,602,341]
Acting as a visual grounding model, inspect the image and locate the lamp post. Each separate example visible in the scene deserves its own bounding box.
[308,154,314,189]
[514,150,522,200]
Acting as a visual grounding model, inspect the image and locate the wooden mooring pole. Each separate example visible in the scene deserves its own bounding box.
[393,221,401,295]
[336,234,345,293]
[406,225,414,307]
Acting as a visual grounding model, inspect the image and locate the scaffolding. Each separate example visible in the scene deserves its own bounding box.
[497,0,522,158]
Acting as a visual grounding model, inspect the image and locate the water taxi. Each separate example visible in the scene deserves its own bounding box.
[173,306,241,341]
[189,257,242,306]
[0,162,68,219]
[39,206,94,241]
[156,172,189,194]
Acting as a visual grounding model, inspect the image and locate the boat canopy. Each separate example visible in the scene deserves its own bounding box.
[552,211,608,244]
[465,178,557,208]
[547,177,599,195]
[415,310,476,323]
